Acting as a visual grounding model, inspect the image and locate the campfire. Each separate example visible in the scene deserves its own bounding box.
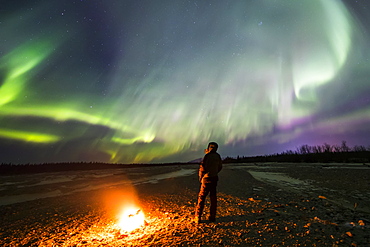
[117,206,146,232]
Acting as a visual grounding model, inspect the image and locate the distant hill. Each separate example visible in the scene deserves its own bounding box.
[188,158,202,163]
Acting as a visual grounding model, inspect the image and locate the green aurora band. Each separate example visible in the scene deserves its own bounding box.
[0,0,369,163]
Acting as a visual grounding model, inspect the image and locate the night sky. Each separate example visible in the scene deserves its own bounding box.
[1,0,369,164]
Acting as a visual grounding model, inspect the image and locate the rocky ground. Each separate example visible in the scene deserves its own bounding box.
[0,163,369,246]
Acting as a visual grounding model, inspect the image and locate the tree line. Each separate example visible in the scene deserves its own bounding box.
[0,161,188,175]
[1,141,369,175]
[223,141,370,164]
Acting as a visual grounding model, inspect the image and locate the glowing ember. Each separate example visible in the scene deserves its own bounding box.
[117,207,145,232]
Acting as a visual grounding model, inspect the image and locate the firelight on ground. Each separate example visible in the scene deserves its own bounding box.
[117,206,145,232]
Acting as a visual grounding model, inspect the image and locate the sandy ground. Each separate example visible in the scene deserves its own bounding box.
[0,163,369,246]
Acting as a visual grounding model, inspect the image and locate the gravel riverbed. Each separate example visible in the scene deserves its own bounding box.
[0,163,369,246]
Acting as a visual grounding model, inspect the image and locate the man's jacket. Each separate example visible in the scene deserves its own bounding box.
[199,151,222,182]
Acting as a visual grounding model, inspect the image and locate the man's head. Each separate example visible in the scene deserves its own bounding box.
[206,142,218,153]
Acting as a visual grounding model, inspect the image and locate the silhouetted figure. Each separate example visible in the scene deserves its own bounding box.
[195,142,222,223]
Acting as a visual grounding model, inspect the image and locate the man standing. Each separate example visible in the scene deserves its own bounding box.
[195,142,222,223]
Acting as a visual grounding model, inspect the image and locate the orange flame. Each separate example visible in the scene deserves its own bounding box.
[117,206,145,232]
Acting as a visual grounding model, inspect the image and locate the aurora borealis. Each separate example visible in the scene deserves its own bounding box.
[1,0,370,164]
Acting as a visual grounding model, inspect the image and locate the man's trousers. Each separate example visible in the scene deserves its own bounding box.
[195,176,218,218]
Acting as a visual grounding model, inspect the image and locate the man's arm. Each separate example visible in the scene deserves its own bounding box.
[198,166,205,182]
[218,153,222,172]
[199,155,208,181]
